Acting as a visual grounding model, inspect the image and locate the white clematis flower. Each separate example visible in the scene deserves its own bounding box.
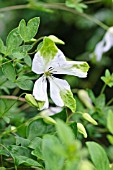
[32,37,89,112]
[94,26,113,61]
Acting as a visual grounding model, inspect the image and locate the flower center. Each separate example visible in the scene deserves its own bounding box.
[44,66,57,77]
[44,70,52,77]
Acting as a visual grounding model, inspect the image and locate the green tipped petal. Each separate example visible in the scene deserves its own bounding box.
[40,37,58,63]
[48,35,65,45]
[60,90,76,113]
[72,62,90,73]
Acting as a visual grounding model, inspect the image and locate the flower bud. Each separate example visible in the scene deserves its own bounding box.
[43,116,56,125]
[30,38,37,42]
[25,94,38,107]
[11,126,16,131]
[82,113,98,125]
[78,90,93,109]
[77,123,87,138]
[48,35,65,45]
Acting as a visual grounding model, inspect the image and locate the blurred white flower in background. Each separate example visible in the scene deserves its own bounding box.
[94,26,113,61]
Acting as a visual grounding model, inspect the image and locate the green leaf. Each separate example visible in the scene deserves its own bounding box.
[65,0,87,13]
[9,145,41,167]
[29,137,42,149]
[3,116,10,123]
[56,119,75,146]
[14,156,41,167]
[87,89,96,103]
[0,38,6,54]
[8,145,42,167]
[12,50,26,59]
[95,94,105,108]
[42,135,64,170]
[16,77,33,90]
[3,80,16,89]
[19,45,33,52]
[0,99,5,116]
[107,135,113,145]
[8,145,31,157]
[2,62,16,81]
[60,90,76,113]
[24,55,32,66]
[26,119,54,140]
[6,28,22,54]
[16,136,30,147]
[12,45,33,60]
[18,17,40,42]
[86,142,110,170]
[29,137,43,159]
[101,69,113,87]
[107,110,113,135]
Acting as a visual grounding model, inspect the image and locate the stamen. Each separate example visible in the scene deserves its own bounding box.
[52,70,57,73]
[48,66,54,71]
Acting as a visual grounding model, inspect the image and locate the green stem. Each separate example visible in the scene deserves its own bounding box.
[15,165,17,170]
[0,4,28,12]
[32,36,45,46]
[0,58,17,67]
[0,3,109,30]
[100,84,106,94]
[0,95,25,101]
[0,93,26,118]
[66,108,69,123]
[66,111,82,123]
[106,98,113,106]
[0,114,41,138]
[42,3,109,30]
[85,0,101,4]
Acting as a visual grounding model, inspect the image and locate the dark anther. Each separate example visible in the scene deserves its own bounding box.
[48,66,54,71]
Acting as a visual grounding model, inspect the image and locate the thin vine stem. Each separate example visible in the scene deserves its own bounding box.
[0,114,42,138]
[85,0,101,4]
[0,4,28,12]
[42,3,108,30]
[0,93,26,118]
[0,95,25,101]
[106,98,113,106]
[100,84,106,94]
[66,111,83,123]
[0,3,109,30]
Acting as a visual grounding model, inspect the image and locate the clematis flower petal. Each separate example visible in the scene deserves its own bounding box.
[103,28,113,52]
[32,51,45,74]
[32,37,59,74]
[94,27,113,61]
[54,61,89,78]
[48,76,76,112]
[33,76,48,110]
[47,49,89,78]
[94,41,105,61]
[48,77,65,107]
